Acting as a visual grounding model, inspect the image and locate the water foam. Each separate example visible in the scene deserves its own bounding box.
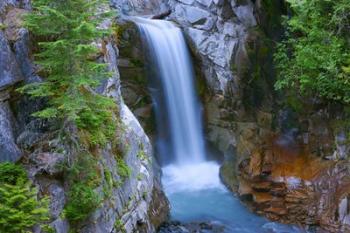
[162,161,226,194]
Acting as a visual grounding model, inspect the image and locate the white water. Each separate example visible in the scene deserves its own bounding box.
[133,17,205,165]
[134,18,306,233]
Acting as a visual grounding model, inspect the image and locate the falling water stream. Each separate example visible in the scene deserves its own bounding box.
[133,17,306,233]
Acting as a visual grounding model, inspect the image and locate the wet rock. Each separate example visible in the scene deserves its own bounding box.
[231,135,350,232]
[158,221,226,233]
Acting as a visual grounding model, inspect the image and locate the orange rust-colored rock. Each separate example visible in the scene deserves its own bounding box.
[236,135,350,232]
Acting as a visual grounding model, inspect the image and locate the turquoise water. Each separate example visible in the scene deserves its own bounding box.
[162,162,308,233]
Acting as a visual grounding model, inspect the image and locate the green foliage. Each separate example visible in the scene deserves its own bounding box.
[102,167,114,198]
[64,183,101,222]
[275,0,350,103]
[20,0,117,145]
[114,219,126,233]
[0,162,27,185]
[117,159,131,182]
[0,163,50,233]
[64,154,102,223]
[137,149,147,161]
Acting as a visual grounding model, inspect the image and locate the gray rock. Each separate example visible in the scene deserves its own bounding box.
[48,183,65,219]
[0,31,23,91]
[196,0,213,7]
[177,0,195,5]
[51,219,69,233]
[110,0,169,15]
[14,29,41,83]
[232,5,256,27]
[183,6,211,25]
[80,38,168,233]
[28,153,65,177]
[0,101,22,162]
[335,131,349,160]
[16,130,44,149]
[213,0,224,6]
[0,0,31,13]
[0,0,16,13]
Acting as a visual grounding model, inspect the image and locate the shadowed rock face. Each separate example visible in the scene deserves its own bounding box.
[0,31,23,91]
[0,100,22,162]
[0,8,25,162]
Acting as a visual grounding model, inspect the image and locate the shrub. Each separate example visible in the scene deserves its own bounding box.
[274,0,350,103]
[64,153,102,223]
[64,183,101,222]
[0,163,50,233]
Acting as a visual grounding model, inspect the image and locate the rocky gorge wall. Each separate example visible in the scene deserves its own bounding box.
[3,0,348,232]
[0,1,168,232]
[113,0,350,232]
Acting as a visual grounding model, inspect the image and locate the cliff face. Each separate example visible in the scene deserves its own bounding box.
[0,1,168,232]
[113,0,350,232]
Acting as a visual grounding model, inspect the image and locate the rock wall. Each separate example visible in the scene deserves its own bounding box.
[97,0,350,232]
[0,1,168,233]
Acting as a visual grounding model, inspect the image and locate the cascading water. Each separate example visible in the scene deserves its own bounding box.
[133,17,306,233]
[133,17,205,165]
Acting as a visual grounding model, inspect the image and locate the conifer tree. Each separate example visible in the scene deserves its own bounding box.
[20,0,116,145]
[0,163,50,233]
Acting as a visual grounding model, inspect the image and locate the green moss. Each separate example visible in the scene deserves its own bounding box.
[64,153,102,223]
[137,173,143,181]
[137,149,147,161]
[0,23,6,30]
[117,159,131,182]
[114,219,126,233]
[142,191,147,200]
[64,183,102,222]
[130,58,144,68]
[104,168,113,188]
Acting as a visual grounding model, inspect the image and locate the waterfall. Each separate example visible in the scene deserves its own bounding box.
[132,17,305,233]
[133,17,206,165]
